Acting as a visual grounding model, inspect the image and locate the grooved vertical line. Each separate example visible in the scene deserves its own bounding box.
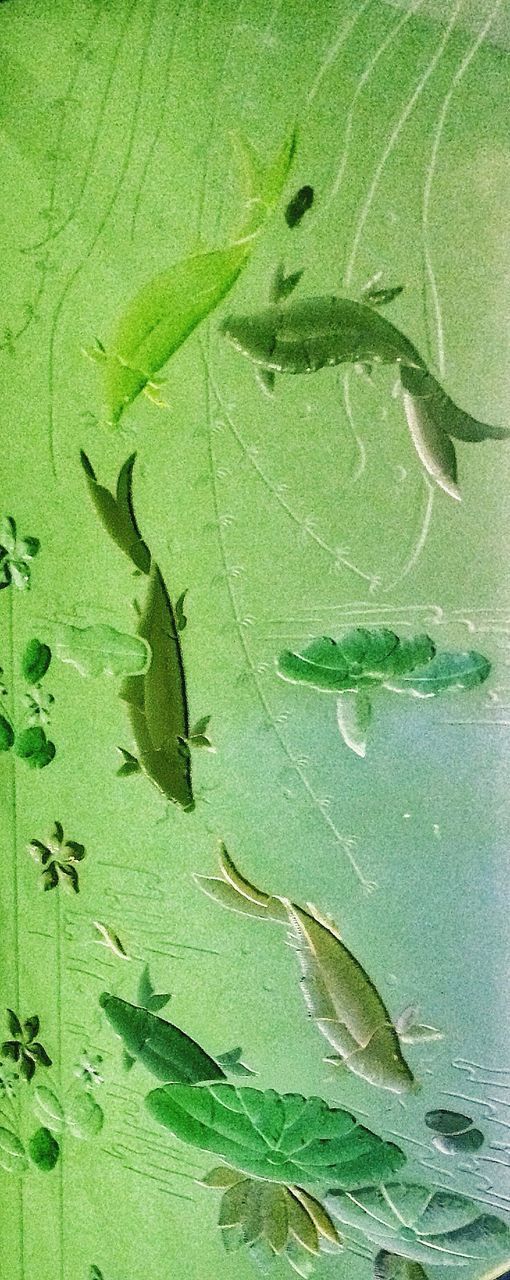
[8,589,23,1278]
[56,891,64,1280]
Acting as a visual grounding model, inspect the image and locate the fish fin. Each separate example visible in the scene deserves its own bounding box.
[216,1046,257,1077]
[395,1004,419,1035]
[399,1023,444,1045]
[402,386,461,500]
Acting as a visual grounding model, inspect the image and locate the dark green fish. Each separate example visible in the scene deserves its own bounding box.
[221,296,509,499]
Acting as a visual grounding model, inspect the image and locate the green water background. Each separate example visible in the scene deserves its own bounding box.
[0,1,509,1277]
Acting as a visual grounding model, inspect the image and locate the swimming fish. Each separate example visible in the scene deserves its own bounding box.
[221,296,509,499]
[195,847,440,1094]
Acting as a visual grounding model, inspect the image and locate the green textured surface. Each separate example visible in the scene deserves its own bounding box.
[0,1,509,1279]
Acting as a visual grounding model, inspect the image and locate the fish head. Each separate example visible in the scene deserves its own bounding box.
[221,307,279,367]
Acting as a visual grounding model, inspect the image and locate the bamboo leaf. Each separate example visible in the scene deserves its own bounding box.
[101,128,296,426]
[56,623,151,678]
[104,243,249,427]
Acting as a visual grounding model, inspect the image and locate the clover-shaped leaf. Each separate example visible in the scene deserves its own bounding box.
[28,823,86,893]
[14,725,55,768]
[1,1009,52,1081]
[0,517,40,591]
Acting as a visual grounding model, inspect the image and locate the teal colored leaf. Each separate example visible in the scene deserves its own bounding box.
[384,650,491,697]
[336,690,372,757]
[64,1088,104,1139]
[0,714,14,751]
[33,1085,65,1133]
[120,563,194,811]
[277,630,435,693]
[326,1185,510,1266]
[80,452,151,575]
[100,993,226,1084]
[28,1126,60,1171]
[145,1082,405,1185]
[0,1124,27,1174]
[56,623,151,678]
[22,638,51,684]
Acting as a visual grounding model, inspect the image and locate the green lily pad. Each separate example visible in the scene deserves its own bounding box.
[145,1082,405,1185]
[326,1184,510,1265]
